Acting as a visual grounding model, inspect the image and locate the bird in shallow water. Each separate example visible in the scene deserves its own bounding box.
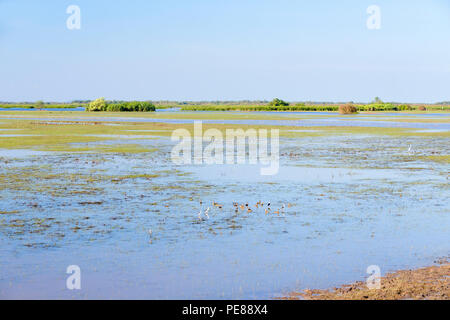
[213,202,223,208]
[198,202,203,220]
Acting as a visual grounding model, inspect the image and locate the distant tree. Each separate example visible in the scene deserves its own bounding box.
[268,98,289,107]
[35,100,45,109]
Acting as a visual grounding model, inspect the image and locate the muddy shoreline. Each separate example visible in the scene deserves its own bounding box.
[285,260,449,300]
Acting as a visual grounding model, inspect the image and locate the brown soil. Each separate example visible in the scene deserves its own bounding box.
[285,263,450,300]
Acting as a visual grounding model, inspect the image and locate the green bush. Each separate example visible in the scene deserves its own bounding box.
[268,98,289,107]
[398,104,413,111]
[106,101,155,112]
[35,100,45,109]
[86,99,155,112]
[358,103,400,112]
[86,98,107,112]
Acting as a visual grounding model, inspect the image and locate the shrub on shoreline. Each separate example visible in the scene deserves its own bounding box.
[339,104,358,114]
[86,98,107,112]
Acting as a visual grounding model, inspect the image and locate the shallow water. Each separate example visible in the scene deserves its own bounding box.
[0,115,448,130]
[0,113,449,299]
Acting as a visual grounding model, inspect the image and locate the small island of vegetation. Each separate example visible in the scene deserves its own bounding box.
[86,98,156,112]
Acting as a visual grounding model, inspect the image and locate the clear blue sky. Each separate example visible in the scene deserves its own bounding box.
[1,0,449,102]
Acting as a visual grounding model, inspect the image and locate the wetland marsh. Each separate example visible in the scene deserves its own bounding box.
[0,110,448,299]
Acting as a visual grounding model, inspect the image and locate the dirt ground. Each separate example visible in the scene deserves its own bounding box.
[286,262,450,300]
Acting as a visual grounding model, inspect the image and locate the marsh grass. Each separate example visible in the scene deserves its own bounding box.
[418,155,450,164]
[0,112,448,154]
[181,103,450,112]
[86,100,156,112]
[111,174,160,182]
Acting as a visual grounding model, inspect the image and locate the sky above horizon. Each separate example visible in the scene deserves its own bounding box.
[0,0,449,103]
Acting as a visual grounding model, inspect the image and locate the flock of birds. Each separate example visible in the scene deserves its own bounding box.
[147,201,294,239]
[197,200,293,221]
[147,143,419,236]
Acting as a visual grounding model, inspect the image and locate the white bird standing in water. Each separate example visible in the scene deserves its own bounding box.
[204,207,210,219]
[408,144,414,154]
[198,201,203,220]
